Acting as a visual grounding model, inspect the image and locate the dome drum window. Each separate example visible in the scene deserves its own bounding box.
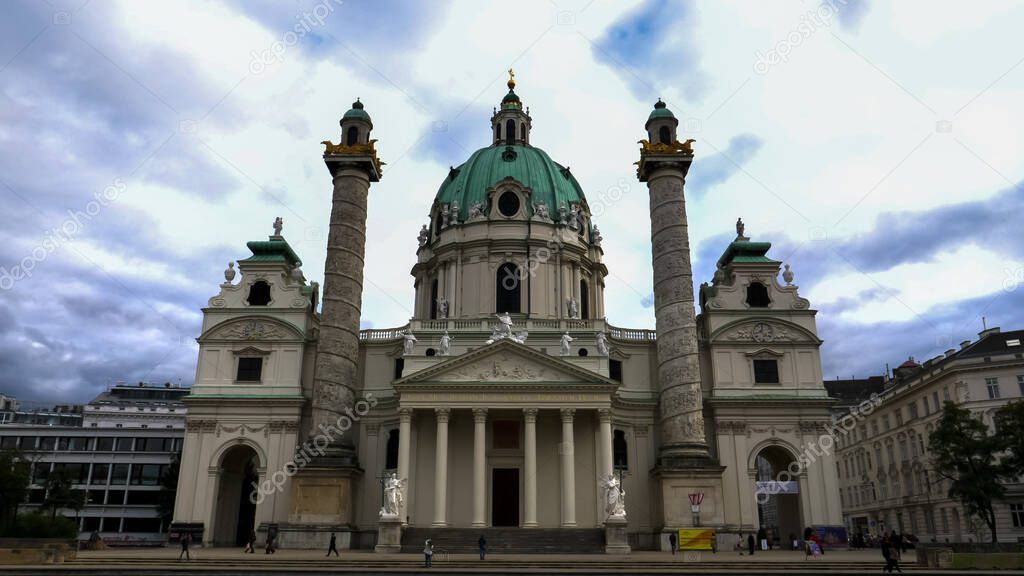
[497,191,521,217]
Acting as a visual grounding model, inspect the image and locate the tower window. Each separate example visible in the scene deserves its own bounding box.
[579,280,590,319]
[495,123,501,141]
[236,358,263,382]
[613,430,628,470]
[753,359,779,384]
[505,119,515,145]
[658,125,671,145]
[497,191,520,217]
[745,282,770,307]
[346,126,359,146]
[430,278,439,319]
[246,281,271,306]
[385,429,399,470]
[496,262,521,313]
[520,122,526,141]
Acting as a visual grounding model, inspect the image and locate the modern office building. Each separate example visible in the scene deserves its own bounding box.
[0,383,188,544]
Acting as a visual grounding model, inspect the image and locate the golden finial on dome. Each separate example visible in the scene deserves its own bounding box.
[507,68,516,90]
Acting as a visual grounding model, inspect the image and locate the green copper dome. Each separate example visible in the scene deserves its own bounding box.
[342,99,371,123]
[435,144,587,220]
[647,99,675,121]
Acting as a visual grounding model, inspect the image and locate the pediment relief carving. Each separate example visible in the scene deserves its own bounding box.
[204,317,302,341]
[443,352,574,382]
[714,320,817,344]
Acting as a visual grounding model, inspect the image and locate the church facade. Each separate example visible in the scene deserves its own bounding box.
[171,75,843,551]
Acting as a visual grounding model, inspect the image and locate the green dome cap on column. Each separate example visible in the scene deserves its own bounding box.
[342,98,372,123]
[434,145,587,220]
[647,99,676,121]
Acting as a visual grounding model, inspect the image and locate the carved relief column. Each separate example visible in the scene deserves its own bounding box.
[433,407,451,527]
[637,102,710,466]
[397,408,413,520]
[523,408,539,528]
[598,408,614,480]
[560,408,577,527]
[472,408,488,527]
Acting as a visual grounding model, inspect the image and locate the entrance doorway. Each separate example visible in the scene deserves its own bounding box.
[754,446,802,547]
[491,468,520,526]
[213,445,259,546]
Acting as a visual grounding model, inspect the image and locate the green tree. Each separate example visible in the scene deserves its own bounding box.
[0,449,31,531]
[157,453,181,530]
[41,468,85,520]
[995,400,1024,479]
[929,402,1006,543]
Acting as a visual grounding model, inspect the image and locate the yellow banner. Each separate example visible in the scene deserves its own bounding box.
[677,528,715,550]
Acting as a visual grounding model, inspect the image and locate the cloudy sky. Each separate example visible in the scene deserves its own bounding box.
[1,0,1023,404]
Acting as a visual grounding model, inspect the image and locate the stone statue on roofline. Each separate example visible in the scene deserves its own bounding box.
[273,216,283,236]
[402,331,417,356]
[439,331,452,356]
[417,224,429,247]
[560,332,574,356]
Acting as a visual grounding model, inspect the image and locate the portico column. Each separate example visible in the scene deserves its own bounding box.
[397,408,412,520]
[433,407,451,527]
[598,408,614,480]
[523,408,539,528]
[560,408,577,527]
[472,408,488,527]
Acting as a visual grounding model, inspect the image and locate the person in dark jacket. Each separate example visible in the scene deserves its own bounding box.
[178,533,191,561]
[244,530,255,553]
[669,531,677,555]
[326,532,339,557]
[478,534,487,560]
[881,535,901,573]
[747,532,755,555]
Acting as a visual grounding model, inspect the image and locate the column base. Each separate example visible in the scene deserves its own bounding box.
[604,517,631,555]
[652,464,726,532]
[288,466,362,525]
[522,522,539,528]
[374,517,402,553]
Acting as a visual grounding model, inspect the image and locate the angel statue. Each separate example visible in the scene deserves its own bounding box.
[402,331,417,356]
[560,332,574,356]
[599,474,626,520]
[566,297,579,319]
[380,472,406,518]
[439,330,452,356]
[595,331,609,356]
[272,216,283,236]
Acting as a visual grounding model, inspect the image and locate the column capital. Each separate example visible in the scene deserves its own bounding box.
[472,407,488,423]
[435,407,452,423]
[398,407,414,422]
[598,408,613,423]
[560,407,576,423]
[523,407,539,423]
[365,422,381,435]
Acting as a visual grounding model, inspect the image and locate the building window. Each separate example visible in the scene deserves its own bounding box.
[393,358,404,379]
[609,359,623,382]
[236,357,263,382]
[579,280,590,320]
[520,122,526,141]
[871,419,879,436]
[886,444,895,465]
[384,429,399,470]
[883,415,891,431]
[246,280,271,306]
[505,119,515,145]
[909,402,918,419]
[895,409,903,426]
[752,359,779,384]
[497,191,520,217]
[613,430,628,470]
[495,262,521,313]
[932,391,940,412]
[941,508,949,532]
[1018,375,1024,396]
[745,282,770,307]
[875,447,883,469]
[429,278,439,319]
[658,125,671,145]
[986,377,1000,399]
[943,387,950,402]
[345,126,359,146]
[1011,503,1024,528]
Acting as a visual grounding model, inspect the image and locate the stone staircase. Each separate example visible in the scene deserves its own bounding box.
[401,527,605,554]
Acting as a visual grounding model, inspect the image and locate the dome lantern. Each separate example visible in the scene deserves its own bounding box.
[491,69,531,146]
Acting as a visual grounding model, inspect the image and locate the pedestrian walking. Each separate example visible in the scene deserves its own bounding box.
[747,532,755,555]
[326,532,339,557]
[265,527,276,555]
[424,538,433,568]
[178,533,191,561]
[735,534,745,556]
[478,534,487,560]
[669,531,677,555]
[881,535,902,573]
[244,530,255,553]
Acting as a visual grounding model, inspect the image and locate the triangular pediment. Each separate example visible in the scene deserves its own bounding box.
[395,339,617,387]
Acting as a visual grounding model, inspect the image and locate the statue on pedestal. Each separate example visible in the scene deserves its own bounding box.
[599,474,626,520]
[380,472,406,519]
[560,332,574,356]
[596,331,609,356]
[566,297,579,319]
[402,331,417,356]
[273,216,283,236]
[224,262,236,284]
[417,225,429,247]
[436,296,449,319]
[439,331,452,356]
